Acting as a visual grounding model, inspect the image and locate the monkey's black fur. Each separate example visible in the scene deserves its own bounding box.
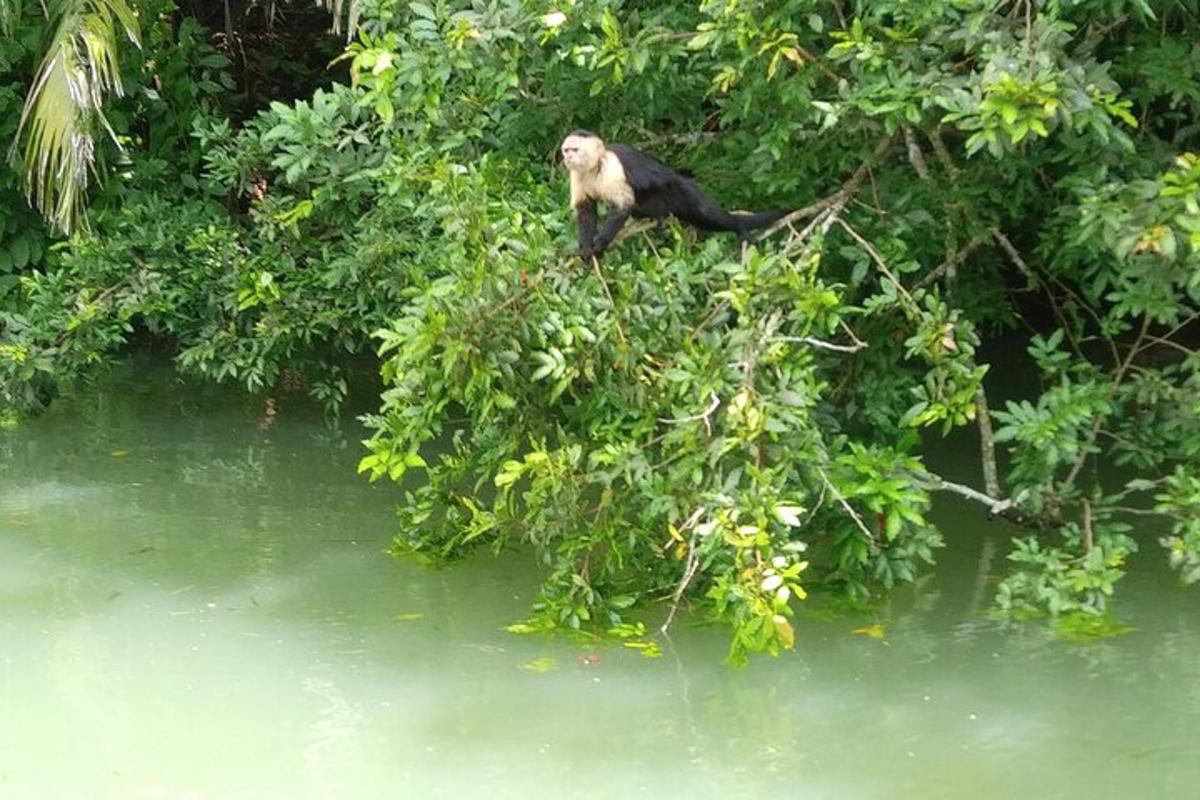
[568,132,786,258]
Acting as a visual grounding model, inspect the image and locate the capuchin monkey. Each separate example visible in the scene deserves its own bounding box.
[560,130,787,259]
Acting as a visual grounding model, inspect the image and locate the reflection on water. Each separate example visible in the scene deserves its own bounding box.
[2,361,1199,799]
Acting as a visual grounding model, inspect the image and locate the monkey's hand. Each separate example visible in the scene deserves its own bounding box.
[573,246,598,261]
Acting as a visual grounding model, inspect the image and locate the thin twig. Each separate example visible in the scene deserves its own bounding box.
[759,195,841,241]
[660,506,707,637]
[611,218,657,248]
[590,255,628,348]
[772,335,867,353]
[993,228,1096,362]
[1062,313,1151,489]
[818,466,878,550]
[835,218,919,314]
[991,229,1034,280]
[996,228,1122,369]
[783,205,841,252]
[793,43,842,82]
[1133,333,1197,359]
[689,300,729,340]
[658,392,721,438]
[1111,505,1167,518]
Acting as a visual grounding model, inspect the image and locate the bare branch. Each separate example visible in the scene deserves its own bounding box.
[927,127,960,181]
[914,471,1025,518]
[611,218,658,247]
[758,136,893,240]
[974,385,1002,498]
[772,335,867,353]
[991,229,1035,280]
[1133,333,1198,359]
[1111,505,1169,518]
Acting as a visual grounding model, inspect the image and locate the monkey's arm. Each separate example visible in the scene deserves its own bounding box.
[591,205,633,256]
[575,199,598,256]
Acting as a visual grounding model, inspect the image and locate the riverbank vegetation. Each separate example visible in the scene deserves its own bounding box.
[2,0,1198,660]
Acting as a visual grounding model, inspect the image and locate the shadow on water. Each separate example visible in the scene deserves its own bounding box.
[2,356,1199,799]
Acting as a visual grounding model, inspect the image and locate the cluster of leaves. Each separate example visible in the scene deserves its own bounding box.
[3,0,1200,657]
[355,157,941,663]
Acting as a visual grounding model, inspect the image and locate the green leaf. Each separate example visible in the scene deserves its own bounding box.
[409,2,436,21]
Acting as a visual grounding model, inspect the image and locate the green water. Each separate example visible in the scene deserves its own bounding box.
[2,364,1199,799]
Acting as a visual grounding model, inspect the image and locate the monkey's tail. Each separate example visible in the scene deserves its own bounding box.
[677,180,788,239]
[732,209,789,239]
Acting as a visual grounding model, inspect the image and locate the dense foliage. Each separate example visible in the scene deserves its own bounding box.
[3,0,1199,660]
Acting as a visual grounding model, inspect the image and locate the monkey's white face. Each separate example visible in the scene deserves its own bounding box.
[561,134,603,172]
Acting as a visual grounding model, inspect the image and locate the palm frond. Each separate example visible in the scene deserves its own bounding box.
[13,0,140,233]
[0,0,20,35]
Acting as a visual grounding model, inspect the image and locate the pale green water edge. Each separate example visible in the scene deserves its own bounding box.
[2,362,1198,799]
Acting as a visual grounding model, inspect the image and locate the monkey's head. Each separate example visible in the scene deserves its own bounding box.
[561,131,604,173]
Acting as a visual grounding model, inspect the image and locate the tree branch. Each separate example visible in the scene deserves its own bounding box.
[914,234,986,290]
[771,335,867,353]
[975,384,1002,498]
[913,471,1025,518]
[903,126,930,180]
[758,136,893,240]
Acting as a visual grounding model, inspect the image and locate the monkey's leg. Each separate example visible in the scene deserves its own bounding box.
[591,205,633,255]
[575,199,598,257]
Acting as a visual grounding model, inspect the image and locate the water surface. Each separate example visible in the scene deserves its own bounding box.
[2,363,1198,798]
